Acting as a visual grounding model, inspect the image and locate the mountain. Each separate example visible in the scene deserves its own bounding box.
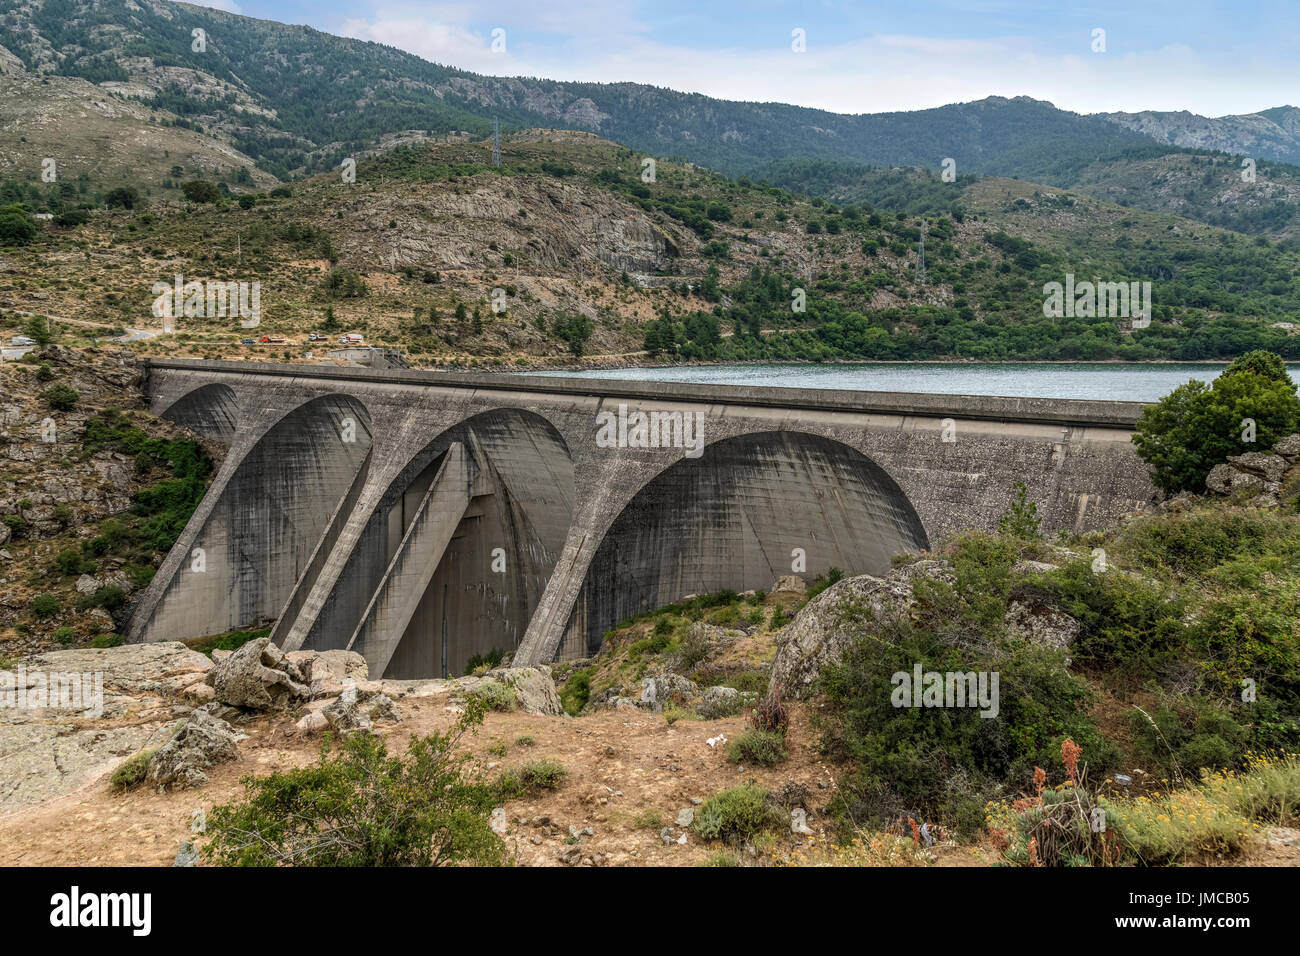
[1100,106,1300,167]
[3,131,1298,367]
[0,0,1163,183]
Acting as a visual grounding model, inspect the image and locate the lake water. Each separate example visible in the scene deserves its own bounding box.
[528,362,1300,402]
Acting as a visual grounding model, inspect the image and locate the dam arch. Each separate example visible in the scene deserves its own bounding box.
[568,429,929,656]
[134,393,374,643]
[159,382,241,444]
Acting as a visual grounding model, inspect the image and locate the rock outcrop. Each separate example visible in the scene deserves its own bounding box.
[769,561,954,699]
[1204,435,1300,507]
[145,709,243,789]
[207,638,311,710]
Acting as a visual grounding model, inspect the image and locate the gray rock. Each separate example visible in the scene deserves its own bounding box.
[769,561,955,699]
[1004,598,1082,650]
[1205,463,1237,494]
[173,842,199,867]
[639,673,700,712]
[772,574,806,596]
[1227,452,1288,484]
[696,685,742,719]
[486,666,563,716]
[146,710,243,790]
[208,638,310,710]
[675,808,695,827]
[22,642,212,696]
[1273,433,1300,462]
[322,686,372,735]
[368,693,399,722]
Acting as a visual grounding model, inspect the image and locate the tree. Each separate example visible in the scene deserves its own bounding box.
[0,205,38,245]
[104,187,142,210]
[181,180,223,204]
[24,315,56,346]
[1133,350,1300,494]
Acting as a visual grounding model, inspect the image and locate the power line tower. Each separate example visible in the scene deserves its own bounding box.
[915,219,927,285]
[492,118,501,168]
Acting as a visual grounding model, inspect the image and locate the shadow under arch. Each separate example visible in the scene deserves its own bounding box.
[303,408,575,680]
[569,430,929,657]
[160,382,240,444]
[139,393,374,643]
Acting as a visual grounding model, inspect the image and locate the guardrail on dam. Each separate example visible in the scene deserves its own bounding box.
[126,359,1155,678]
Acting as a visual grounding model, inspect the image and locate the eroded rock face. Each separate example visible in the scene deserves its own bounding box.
[487,666,563,717]
[1227,452,1288,484]
[769,561,955,700]
[207,638,310,710]
[1273,434,1300,462]
[322,686,372,735]
[22,642,212,697]
[146,709,243,790]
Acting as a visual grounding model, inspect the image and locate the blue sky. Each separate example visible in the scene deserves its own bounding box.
[192,1,1300,117]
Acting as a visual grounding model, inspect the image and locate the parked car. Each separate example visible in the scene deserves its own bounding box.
[241,338,255,345]
[10,335,35,346]
[308,333,327,341]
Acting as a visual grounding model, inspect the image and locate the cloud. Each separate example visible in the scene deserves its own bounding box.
[189,0,242,12]
[328,5,1299,118]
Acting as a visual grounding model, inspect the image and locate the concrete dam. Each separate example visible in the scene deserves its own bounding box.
[127,359,1156,678]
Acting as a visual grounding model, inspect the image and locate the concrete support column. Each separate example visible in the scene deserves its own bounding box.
[346,443,479,676]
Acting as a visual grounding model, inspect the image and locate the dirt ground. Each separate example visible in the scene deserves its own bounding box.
[0,693,886,866]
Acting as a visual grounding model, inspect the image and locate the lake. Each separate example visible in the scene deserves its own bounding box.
[527,362,1300,402]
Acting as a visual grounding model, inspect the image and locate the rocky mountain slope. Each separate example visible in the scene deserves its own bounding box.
[1101,106,1300,167]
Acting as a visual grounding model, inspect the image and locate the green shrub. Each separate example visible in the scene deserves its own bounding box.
[728,729,787,766]
[53,549,88,576]
[464,648,506,674]
[111,750,156,791]
[53,625,76,644]
[41,383,79,411]
[467,679,515,712]
[90,633,123,648]
[996,481,1042,540]
[76,584,125,612]
[29,593,60,618]
[495,758,568,798]
[560,668,591,716]
[695,785,783,842]
[203,702,503,866]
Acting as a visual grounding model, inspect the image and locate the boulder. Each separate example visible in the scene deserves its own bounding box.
[322,686,372,735]
[1273,433,1300,462]
[1227,452,1288,484]
[1004,598,1081,650]
[146,710,243,789]
[484,666,563,716]
[772,575,806,596]
[1205,463,1237,495]
[208,638,310,710]
[368,693,399,723]
[769,561,954,699]
[696,685,742,719]
[639,673,699,712]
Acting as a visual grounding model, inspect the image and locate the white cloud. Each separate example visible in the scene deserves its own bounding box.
[189,0,242,12]
[329,10,1298,119]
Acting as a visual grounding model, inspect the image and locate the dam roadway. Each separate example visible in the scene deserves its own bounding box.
[126,358,1155,678]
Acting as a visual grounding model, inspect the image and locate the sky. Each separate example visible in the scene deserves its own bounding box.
[188,0,1300,118]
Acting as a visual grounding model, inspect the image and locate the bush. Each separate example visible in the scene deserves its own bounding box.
[29,593,60,618]
[321,267,367,298]
[53,549,88,576]
[203,702,503,866]
[464,648,505,674]
[560,668,591,716]
[90,633,124,648]
[996,482,1042,540]
[76,585,125,612]
[750,688,789,735]
[728,729,787,766]
[495,758,568,798]
[1132,350,1300,494]
[41,383,79,411]
[104,187,142,209]
[466,679,515,712]
[0,205,39,245]
[53,625,76,644]
[111,750,156,791]
[695,785,783,842]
